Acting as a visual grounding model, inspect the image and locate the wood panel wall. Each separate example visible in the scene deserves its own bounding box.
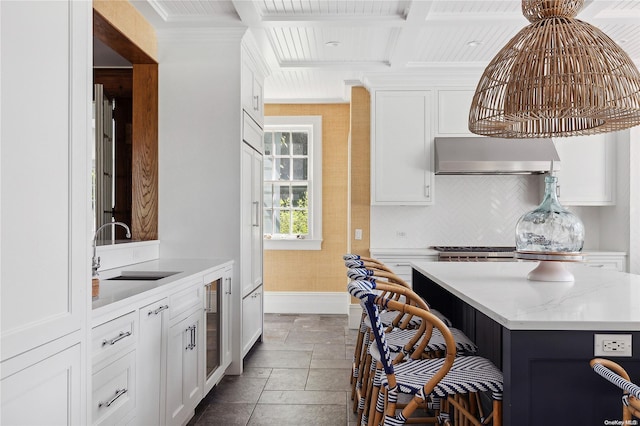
[132,64,158,240]
[263,103,351,292]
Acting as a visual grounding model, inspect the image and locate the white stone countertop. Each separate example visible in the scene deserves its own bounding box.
[92,258,232,317]
[411,261,640,331]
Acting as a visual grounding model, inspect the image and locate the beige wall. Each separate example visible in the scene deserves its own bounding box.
[264,103,351,292]
[264,88,371,293]
[350,87,371,258]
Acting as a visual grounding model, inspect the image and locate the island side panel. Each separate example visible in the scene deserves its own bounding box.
[504,329,640,425]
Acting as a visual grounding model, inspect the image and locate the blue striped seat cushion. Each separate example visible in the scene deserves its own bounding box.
[379,356,503,398]
[384,327,478,354]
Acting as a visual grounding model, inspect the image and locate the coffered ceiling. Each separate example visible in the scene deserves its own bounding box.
[131,0,640,103]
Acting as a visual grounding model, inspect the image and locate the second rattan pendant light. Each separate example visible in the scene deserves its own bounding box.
[469,0,640,138]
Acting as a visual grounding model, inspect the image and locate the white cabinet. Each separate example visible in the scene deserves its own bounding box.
[583,252,627,272]
[242,47,264,127]
[372,90,435,205]
[553,134,616,205]
[1,342,82,426]
[1,2,90,424]
[91,312,138,425]
[203,265,234,394]
[436,89,476,136]
[242,285,264,358]
[137,299,169,426]
[241,142,264,297]
[166,306,203,426]
[92,349,137,426]
[369,249,439,287]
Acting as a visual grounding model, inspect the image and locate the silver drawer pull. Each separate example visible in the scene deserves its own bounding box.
[98,388,127,408]
[102,331,131,346]
[148,305,169,316]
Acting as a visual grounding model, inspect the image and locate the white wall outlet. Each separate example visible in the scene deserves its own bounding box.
[594,334,633,357]
[354,229,363,240]
[396,231,407,238]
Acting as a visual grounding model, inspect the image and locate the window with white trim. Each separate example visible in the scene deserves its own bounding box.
[263,116,322,250]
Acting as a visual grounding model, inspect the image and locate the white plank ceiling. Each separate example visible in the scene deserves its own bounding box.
[131,0,640,103]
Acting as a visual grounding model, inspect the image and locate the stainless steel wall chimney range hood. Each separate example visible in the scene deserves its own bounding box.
[434,137,560,175]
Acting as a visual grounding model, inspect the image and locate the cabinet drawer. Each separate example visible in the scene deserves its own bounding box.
[92,311,136,365]
[170,279,203,322]
[92,350,136,426]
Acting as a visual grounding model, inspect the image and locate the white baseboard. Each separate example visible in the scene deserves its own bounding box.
[264,291,349,315]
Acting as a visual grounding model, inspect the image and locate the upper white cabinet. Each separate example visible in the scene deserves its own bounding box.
[1,1,90,424]
[553,134,616,205]
[436,89,476,136]
[372,90,435,205]
[242,47,264,128]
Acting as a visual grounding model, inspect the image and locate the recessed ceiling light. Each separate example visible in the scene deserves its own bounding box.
[325,41,341,47]
[467,40,483,47]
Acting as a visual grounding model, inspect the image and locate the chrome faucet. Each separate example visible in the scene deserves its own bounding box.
[92,222,132,277]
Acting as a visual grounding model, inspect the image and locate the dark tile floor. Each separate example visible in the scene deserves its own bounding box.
[188,313,359,425]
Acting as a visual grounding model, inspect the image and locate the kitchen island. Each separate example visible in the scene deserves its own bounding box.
[411,261,640,426]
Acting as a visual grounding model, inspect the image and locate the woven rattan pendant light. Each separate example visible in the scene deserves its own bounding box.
[469,0,640,138]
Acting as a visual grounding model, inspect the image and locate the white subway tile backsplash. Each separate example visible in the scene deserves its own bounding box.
[371,174,600,249]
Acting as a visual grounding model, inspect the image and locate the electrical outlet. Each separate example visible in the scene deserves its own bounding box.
[396,231,407,238]
[594,334,633,357]
[354,229,363,240]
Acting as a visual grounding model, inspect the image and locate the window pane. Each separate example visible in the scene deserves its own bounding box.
[263,183,273,209]
[264,133,272,155]
[263,157,274,181]
[275,132,290,155]
[276,209,290,234]
[277,186,291,207]
[263,210,273,235]
[292,209,308,235]
[292,158,308,180]
[291,186,307,208]
[292,132,308,155]
[275,158,290,180]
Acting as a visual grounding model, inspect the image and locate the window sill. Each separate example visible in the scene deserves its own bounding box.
[264,238,322,251]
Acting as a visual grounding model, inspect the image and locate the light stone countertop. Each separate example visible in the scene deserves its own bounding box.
[92,258,232,317]
[411,261,640,331]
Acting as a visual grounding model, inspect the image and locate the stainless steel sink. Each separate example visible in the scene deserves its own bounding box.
[105,271,180,281]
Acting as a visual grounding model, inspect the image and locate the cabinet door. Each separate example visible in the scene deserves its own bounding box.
[372,90,434,205]
[166,309,203,426]
[553,134,616,205]
[241,55,264,127]
[242,285,263,357]
[137,299,168,426]
[1,0,90,362]
[241,143,263,297]
[1,343,82,425]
